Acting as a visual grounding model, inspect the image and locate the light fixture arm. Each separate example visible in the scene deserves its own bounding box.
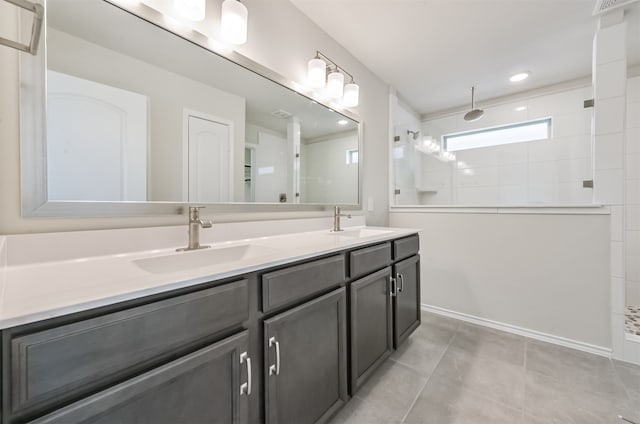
[315,51,355,84]
[471,86,476,109]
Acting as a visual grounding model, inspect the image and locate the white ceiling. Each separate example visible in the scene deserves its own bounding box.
[290,0,640,116]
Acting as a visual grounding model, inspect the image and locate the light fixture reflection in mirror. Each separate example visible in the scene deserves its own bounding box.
[173,0,205,21]
[220,0,248,45]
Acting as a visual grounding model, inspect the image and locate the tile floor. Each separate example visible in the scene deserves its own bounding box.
[331,311,640,424]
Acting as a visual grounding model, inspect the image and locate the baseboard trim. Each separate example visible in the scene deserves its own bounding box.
[422,304,613,358]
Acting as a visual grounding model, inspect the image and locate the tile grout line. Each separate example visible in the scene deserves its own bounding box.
[399,322,461,423]
[521,339,529,421]
[609,357,636,408]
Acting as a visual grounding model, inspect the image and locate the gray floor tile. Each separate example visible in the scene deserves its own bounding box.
[617,399,640,424]
[450,321,526,366]
[613,359,640,402]
[329,315,639,424]
[525,340,628,398]
[521,414,550,423]
[390,334,448,377]
[354,360,428,422]
[329,396,401,424]
[524,370,629,424]
[431,344,526,407]
[404,373,523,424]
[414,312,460,345]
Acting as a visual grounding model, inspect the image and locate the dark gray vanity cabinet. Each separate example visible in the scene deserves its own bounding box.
[30,331,251,424]
[349,267,394,392]
[0,232,420,424]
[393,254,421,348]
[263,288,348,424]
[348,235,421,393]
[1,277,255,424]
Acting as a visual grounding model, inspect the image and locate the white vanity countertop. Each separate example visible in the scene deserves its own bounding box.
[0,226,419,329]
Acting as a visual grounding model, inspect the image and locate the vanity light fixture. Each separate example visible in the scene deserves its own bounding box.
[220,0,248,45]
[337,119,348,125]
[308,55,327,89]
[173,0,205,21]
[510,72,530,82]
[515,106,527,112]
[327,69,345,98]
[343,82,359,108]
[307,51,360,107]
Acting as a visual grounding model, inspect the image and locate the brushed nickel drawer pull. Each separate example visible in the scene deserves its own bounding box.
[269,337,280,376]
[240,352,251,395]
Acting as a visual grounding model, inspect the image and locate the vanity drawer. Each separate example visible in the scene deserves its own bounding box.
[262,255,346,312]
[8,279,249,414]
[393,235,419,260]
[349,242,392,278]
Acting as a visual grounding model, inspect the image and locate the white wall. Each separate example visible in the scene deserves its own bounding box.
[0,0,389,234]
[414,84,594,205]
[390,211,612,349]
[48,28,246,203]
[300,132,358,204]
[626,75,640,305]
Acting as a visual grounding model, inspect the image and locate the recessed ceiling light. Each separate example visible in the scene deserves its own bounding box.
[337,119,348,125]
[515,106,527,112]
[510,72,530,83]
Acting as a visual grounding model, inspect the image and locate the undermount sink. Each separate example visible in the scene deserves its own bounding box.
[328,228,393,238]
[134,244,279,274]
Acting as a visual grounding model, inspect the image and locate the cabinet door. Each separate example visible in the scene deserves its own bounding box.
[393,255,421,348]
[264,288,348,424]
[31,331,251,424]
[350,267,393,393]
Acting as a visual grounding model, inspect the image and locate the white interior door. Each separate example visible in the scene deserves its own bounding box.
[46,70,148,201]
[187,115,231,203]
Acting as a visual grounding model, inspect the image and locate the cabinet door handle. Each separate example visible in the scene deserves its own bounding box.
[397,273,404,292]
[269,336,281,376]
[240,352,252,395]
[390,277,397,297]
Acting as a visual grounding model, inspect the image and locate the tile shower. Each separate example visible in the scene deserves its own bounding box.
[625,75,640,339]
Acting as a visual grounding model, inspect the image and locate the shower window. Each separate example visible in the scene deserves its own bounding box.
[443,118,552,152]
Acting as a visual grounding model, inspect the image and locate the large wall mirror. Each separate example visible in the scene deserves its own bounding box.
[20,0,361,216]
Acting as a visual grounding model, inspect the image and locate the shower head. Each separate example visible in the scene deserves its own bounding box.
[407,130,421,140]
[464,86,484,122]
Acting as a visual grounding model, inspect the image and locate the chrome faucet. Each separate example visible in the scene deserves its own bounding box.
[332,206,352,232]
[177,206,213,251]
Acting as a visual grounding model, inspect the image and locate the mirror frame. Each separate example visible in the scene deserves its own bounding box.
[19,0,363,217]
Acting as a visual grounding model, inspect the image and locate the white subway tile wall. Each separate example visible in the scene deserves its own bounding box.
[416,85,593,205]
[626,76,640,305]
